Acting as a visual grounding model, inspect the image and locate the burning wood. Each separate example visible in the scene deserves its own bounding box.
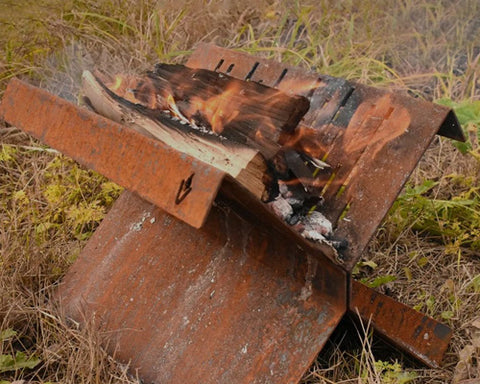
[82,64,337,246]
[141,64,309,158]
[82,70,273,201]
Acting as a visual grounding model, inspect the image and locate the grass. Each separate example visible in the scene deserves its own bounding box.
[1,0,480,383]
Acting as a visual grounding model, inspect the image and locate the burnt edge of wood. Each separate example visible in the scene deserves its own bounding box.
[88,72,279,202]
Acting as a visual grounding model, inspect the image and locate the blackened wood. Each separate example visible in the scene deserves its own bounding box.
[131,64,310,159]
[81,70,276,201]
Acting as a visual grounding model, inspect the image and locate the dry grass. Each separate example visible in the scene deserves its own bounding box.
[1,0,480,383]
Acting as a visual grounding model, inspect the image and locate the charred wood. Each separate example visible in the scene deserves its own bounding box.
[132,64,310,159]
[81,70,276,201]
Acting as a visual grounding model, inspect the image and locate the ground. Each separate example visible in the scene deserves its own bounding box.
[0,0,479,383]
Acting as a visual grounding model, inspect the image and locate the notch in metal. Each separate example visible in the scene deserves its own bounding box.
[175,173,195,204]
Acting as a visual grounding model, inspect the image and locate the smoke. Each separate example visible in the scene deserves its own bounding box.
[39,41,135,103]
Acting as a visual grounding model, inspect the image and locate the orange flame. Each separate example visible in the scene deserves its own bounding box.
[189,85,241,134]
[166,94,192,125]
[277,77,323,97]
[106,74,158,108]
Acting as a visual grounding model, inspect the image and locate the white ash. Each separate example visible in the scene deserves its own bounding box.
[162,109,226,137]
[278,183,303,208]
[268,196,294,221]
[298,211,333,241]
[267,182,334,244]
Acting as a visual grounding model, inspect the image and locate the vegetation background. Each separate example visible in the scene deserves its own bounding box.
[1,0,479,383]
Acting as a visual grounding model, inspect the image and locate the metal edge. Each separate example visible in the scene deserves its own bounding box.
[0,78,225,228]
[348,279,452,368]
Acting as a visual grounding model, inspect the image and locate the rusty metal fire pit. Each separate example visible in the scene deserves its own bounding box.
[0,43,464,383]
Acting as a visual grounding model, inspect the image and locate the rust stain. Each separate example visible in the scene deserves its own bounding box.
[0,78,225,229]
[349,280,452,368]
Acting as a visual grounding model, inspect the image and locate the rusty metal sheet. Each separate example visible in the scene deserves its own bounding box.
[0,78,225,228]
[0,78,339,264]
[188,44,463,270]
[58,191,347,384]
[349,280,452,368]
[329,86,459,270]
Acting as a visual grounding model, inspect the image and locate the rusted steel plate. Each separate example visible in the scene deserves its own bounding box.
[0,78,225,228]
[188,44,463,270]
[329,86,459,269]
[58,191,347,384]
[349,280,452,368]
[0,78,339,263]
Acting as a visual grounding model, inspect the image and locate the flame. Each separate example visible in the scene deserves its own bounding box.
[189,85,241,134]
[166,94,192,125]
[106,74,158,108]
[277,77,323,97]
[342,94,409,157]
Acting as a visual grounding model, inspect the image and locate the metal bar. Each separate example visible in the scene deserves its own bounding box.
[0,78,225,228]
[349,279,452,368]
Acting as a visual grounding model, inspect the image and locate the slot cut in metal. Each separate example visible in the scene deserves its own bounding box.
[273,68,288,88]
[245,62,259,81]
[214,59,225,72]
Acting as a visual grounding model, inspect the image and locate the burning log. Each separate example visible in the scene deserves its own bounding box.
[137,64,310,159]
[81,70,273,201]
[82,66,335,246]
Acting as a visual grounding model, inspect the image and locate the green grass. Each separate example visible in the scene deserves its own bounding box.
[1,0,480,383]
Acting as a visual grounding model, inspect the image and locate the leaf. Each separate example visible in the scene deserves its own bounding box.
[417,256,429,268]
[453,345,476,383]
[441,310,454,320]
[361,260,378,269]
[436,99,480,154]
[468,274,480,293]
[0,145,17,163]
[0,355,15,373]
[0,329,16,341]
[0,352,40,373]
[364,275,397,288]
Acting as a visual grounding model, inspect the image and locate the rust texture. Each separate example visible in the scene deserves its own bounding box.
[349,280,452,368]
[0,78,225,228]
[187,43,464,270]
[58,191,347,384]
